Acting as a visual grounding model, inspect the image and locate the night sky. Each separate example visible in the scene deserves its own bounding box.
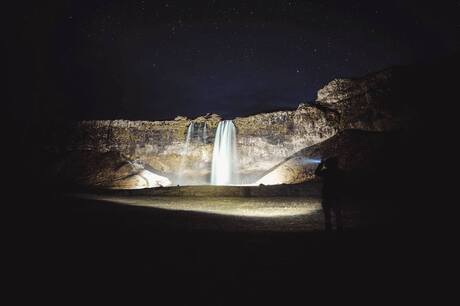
[7,0,460,121]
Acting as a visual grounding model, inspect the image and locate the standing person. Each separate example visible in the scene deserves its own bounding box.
[315,157,344,231]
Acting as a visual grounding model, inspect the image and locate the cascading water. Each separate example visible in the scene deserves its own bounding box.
[203,122,208,143]
[177,123,195,185]
[177,122,209,185]
[211,120,239,185]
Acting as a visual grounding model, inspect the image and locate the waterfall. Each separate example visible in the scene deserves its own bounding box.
[211,120,239,185]
[177,123,195,185]
[177,122,210,185]
[202,122,208,143]
[184,122,195,148]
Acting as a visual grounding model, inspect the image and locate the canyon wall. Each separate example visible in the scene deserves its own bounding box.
[257,66,429,185]
[51,105,337,185]
[46,62,427,188]
[234,104,337,182]
[315,67,414,131]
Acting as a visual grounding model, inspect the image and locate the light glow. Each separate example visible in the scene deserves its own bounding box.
[109,169,172,189]
[255,157,322,185]
[74,194,321,218]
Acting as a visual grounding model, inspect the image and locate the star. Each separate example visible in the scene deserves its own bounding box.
[46,0,456,122]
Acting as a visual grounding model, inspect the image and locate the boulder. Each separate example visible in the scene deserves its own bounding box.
[51,150,171,189]
[257,129,402,185]
[316,68,414,132]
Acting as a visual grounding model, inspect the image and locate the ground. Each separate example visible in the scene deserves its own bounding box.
[14,192,429,304]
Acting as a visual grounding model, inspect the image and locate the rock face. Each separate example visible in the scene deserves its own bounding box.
[48,104,337,185]
[316,68,413,131]
[257,130,399,185]
[234,104,337,182]
[256,63,439,185]
[44,62,433,188]
[50,151,171,189]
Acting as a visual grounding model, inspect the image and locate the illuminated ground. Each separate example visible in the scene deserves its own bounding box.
[26,191,412,303]
[71,194,362,231]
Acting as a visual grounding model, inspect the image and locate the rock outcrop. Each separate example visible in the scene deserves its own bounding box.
[50,151,171,189]
[234,104,337,182]
[42,60,440,188]
[257,129,400,185]
[46,104,338,185]
[257,64,438,185]
[316,68,413,131]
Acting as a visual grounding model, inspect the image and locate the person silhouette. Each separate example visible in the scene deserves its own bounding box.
[315,157,344,231]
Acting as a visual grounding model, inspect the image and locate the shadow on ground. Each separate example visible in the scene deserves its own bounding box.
[9,190,435,304]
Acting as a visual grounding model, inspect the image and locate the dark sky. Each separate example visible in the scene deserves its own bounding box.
[7,0,460,121]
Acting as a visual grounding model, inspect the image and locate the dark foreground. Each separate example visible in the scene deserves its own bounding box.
[12,191,439,304]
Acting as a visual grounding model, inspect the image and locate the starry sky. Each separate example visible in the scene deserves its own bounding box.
[8,0,460,121]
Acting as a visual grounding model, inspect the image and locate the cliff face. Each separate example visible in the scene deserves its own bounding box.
[315,68,414,132]
[63,115,221,184]
[50,104,337,185]
[49,151,171,189]
[46,62,427,188]
[257,61,447,186]
[234,104,337,182]
[256,130,399,185]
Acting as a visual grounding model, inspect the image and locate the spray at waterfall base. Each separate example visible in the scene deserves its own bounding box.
[176,120,238,186]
